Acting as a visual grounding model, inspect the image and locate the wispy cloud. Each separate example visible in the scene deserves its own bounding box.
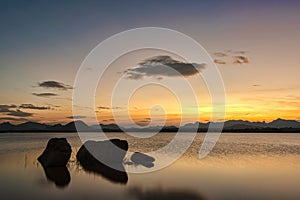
[233,56,249,64]
[101,118,115,122]
[32,92,58,97]
[19,104,50,110]
[37,81,73,90]
[124,55,206,80]
[7,109,33,117]
[214,52,227,57]
[66,115,86,119]
[135,117,151,126]
[0,104,17,112]
[214,59,226,65]
[213,50,250,65]
[0,117,28,121]
[98,106,122,110]
[0,104,51,117]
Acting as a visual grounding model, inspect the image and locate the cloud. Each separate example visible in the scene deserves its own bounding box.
[124,55,206,80]
[135,117,151,126]
[19,104,50,110]
[214,52,227,57]
[213,50,250,65]
[101,118,115,122]
[32,92,58,97]
[214,59,226,65]
[7,109,33,117]
[0,104,17,112]
[0,104,33,117]
[98,106,122,110]
[38,81,73,90]
[233,56,249,64]
[66,115,86,119]
[0,117,28,121]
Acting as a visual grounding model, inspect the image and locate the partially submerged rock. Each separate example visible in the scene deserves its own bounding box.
[131,152,155,168]
[76,139,128,184]
[76,139,128,164]
[38,138,72,167]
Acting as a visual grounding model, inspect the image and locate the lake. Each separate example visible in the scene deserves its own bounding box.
[0,132,300,200]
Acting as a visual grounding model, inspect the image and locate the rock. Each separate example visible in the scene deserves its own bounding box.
[131,152,155,168]
[76,139,128,184]
[38,138,72,167]
[76,139,128,164]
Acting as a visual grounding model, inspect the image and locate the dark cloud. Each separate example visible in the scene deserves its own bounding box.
[124,55,206,80]
[0,104,33,117]
[38,81,73,90]
[32,92,58,97]
[66,115,86,119]
[214,59,226,65]
[0,117,28,121]
[7,109,33,117]
[252,84,261,87]
[98,106,122,110]
[101,119,114,122]
[19,104,50,110]
[233,56,249,64]
[0,104,17,112]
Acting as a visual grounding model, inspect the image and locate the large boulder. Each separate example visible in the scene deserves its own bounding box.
[76,139,128,184]
[38,138,72,167]
[76,139,128,164]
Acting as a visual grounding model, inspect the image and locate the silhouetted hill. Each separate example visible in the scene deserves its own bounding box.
[0,122,15,132]
[268,118,300,128]
[62,120,92,132]
[91,124,123,132]
[0,118,299,133]
[15,121,49,131]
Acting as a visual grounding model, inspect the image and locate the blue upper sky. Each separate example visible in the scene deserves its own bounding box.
[1,0,299,57]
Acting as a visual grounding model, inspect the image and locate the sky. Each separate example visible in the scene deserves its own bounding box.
[0,0,300,126]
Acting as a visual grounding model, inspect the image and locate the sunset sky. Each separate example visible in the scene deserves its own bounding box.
[0,0,300,126]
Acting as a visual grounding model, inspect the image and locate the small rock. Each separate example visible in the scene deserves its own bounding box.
[131,152,155,168]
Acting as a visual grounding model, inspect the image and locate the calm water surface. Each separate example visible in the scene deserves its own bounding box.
[0,132,300,200]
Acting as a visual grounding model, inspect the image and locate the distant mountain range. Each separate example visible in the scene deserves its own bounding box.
[0,118,300,133]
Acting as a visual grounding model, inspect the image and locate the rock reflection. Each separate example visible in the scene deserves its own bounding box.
[127,187,207,200]
[77,158,128,184]
[41,166,71,188]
